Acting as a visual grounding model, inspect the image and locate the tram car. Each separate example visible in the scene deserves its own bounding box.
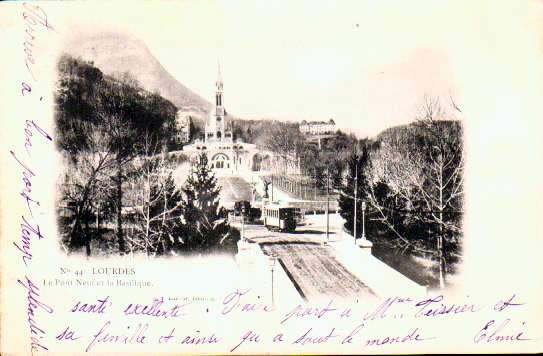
[262,203,297,232]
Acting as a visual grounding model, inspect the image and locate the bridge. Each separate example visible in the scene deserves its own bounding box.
[230,175,427,304]
[235,212,426,304]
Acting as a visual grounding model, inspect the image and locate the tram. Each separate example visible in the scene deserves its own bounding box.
[262,203,297,232]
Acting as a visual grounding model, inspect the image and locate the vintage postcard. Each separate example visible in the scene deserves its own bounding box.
[1,0,542,354]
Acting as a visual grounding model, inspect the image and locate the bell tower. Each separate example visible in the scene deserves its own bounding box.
[205,61,232,143]
[214,62,225,141]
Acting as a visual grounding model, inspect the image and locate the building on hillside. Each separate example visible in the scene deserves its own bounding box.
[174,111,193,143]
[299,119,336,135]
[184,63,258,175]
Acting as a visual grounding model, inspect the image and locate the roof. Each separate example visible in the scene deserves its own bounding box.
[300,120,336,126]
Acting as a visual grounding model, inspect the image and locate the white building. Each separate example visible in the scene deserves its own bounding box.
[174,111,193,143]
[299,119,336,135]
[184,64,257,174]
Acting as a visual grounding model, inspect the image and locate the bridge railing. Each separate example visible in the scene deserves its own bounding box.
[262,174,338,201]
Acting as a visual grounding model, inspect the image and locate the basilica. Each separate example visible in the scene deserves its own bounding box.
[183,65,258,175]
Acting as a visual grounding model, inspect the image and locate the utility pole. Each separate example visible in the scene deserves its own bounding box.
[241,210,245,241]
[361,201,366,240]
[326,167,330,243]
[271,175,274,202]
[269,254,277,306]
[314,167,317,200]
[354,159,358,244]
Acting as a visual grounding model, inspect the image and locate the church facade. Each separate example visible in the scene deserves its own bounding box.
[184,65,258,175]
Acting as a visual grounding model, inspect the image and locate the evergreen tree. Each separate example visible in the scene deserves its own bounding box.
[338,146,370,238]
[179,153,230,252]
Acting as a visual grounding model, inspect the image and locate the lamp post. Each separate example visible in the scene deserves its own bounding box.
[268,253,278,306]
[361,201,366,240]
[326,167,330,244]
[241,204,246,242]
[313,167,317,201]
[271,175,274,202]
[354,160,358,243]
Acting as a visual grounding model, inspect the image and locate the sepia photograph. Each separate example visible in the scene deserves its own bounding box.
[55,23,463,300]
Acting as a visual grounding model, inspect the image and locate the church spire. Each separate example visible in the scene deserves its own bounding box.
[215,58,224,107]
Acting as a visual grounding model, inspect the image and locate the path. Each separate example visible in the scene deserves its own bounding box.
[236,215,377,302]
[261,243,376,302]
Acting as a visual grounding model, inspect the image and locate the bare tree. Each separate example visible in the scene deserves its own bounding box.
[55,55,178,256]
[413,96,464,287]
[367,95,464,287]
[263,124,302,174]
[61,120,116,256]
[125,132,183,256]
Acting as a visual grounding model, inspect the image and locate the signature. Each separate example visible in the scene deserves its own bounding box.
[474,319,532,343]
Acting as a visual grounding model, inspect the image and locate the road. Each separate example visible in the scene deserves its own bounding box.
[261,243,376,302]
[237,218,376,302]
[224,176,376,302]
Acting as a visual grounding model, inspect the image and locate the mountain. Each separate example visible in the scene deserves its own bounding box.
[65,31,211,113]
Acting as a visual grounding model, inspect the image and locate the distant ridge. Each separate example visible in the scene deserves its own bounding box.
[65,31,211,113]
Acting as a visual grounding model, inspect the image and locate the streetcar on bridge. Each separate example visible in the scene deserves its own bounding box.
[262,203,297,232]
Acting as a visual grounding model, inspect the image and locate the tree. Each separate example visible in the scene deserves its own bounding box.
[86,74,177,256]
[179,153,231,252]
[263,123,303,174]
[338,146,370,238]
[59,140,116,256]
[95,82,149,255]
[55,56,116,255]
[125,132,184,256]
[367,95,464,288]
[55,55,178,256]
[411,96,464,287]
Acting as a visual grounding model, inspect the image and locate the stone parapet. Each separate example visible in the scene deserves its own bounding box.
[331,230,427,298]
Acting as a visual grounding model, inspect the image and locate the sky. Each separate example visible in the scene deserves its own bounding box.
[52,0,481,137]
